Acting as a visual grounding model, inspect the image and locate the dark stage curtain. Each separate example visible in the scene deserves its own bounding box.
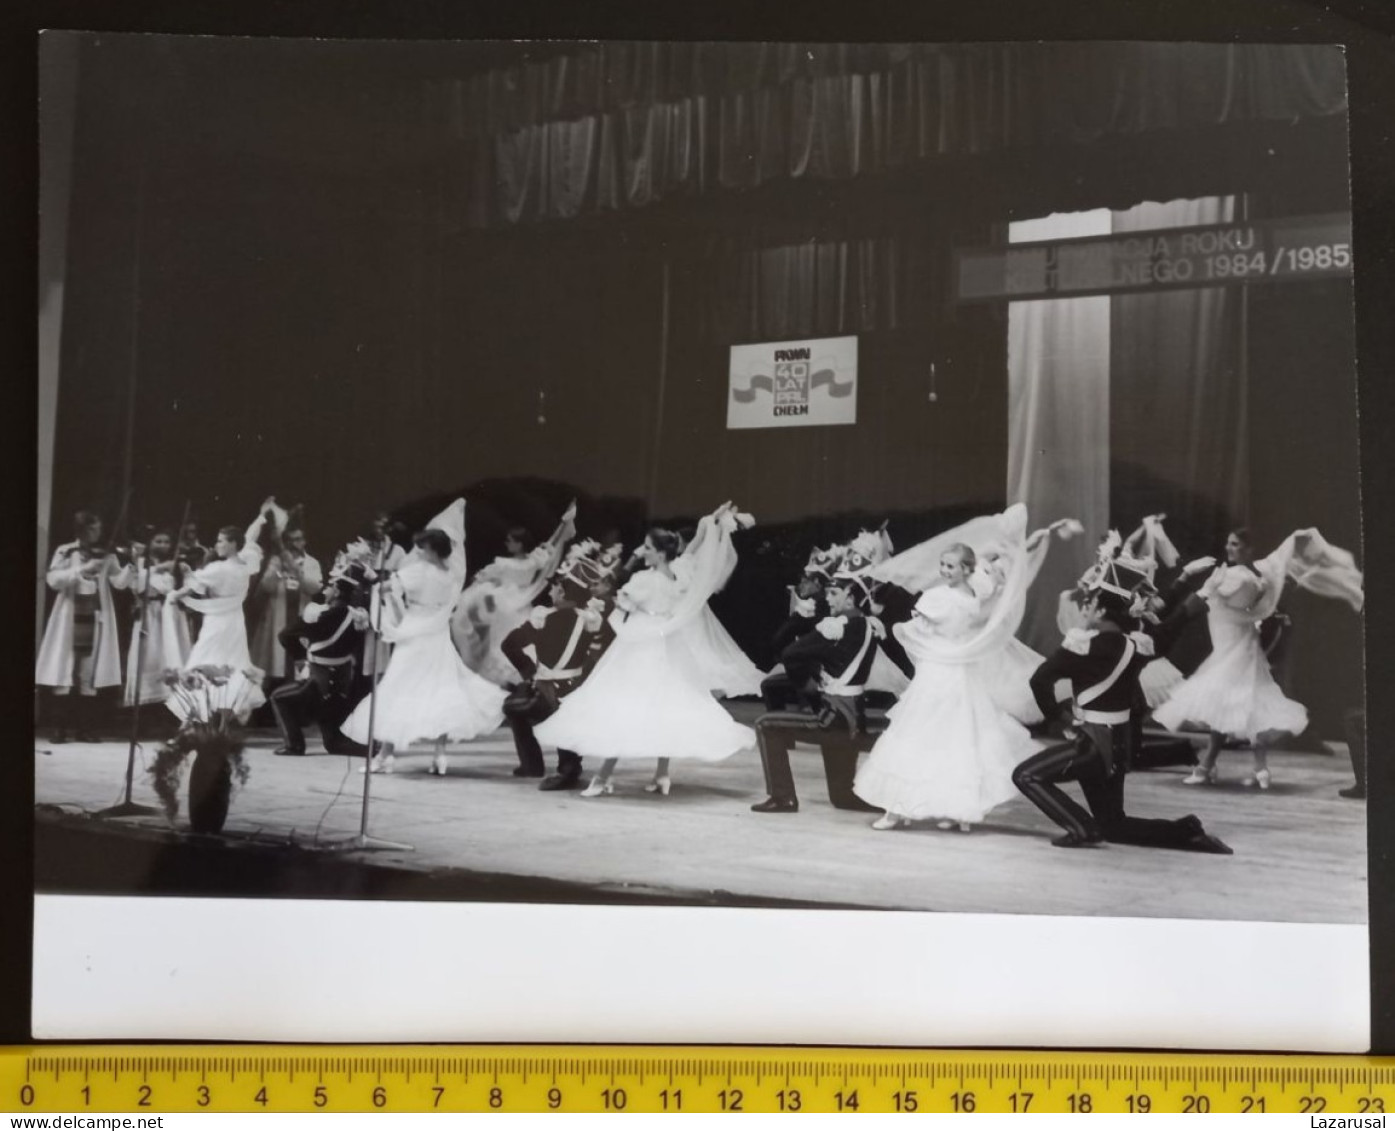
[442,43,1348,228]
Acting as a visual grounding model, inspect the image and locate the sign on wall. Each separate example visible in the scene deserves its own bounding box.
[726,335,859,430]
[955,212,1352,302]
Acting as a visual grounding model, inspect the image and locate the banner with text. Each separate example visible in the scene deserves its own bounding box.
[727,336,859,430]
[955,213,1352,302]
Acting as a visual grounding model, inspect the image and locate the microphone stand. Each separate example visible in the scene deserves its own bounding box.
[96,539,160,820]
[324,541,412,854]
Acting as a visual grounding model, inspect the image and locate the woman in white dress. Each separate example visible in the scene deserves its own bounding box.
[165,505,271,721]
[535,502,757,797]
[855,542,1038,831]
[110,529,191,706]
[343,499,507,776]
[1155,526,1363,788]
[858,506,1080,831]
[451,503,577,686]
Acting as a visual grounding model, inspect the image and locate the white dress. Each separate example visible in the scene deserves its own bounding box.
[343,502,506,748]
[1153,565,1307,741]
[111,561,191,706]
[534,512,757,762]
[452,549,557,686]
[179,539,263,676]
[853,585,1038,822]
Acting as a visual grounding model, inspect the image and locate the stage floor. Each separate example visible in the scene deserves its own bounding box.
[32,712,1367,923]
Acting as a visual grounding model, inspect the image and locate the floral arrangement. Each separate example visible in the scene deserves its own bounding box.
[149,665,258,825]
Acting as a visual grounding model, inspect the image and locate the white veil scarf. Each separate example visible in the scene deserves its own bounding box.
[870,503,1054,668]
[378,498,468,645]
[1250,528,1364,619]
[612,508,746,646]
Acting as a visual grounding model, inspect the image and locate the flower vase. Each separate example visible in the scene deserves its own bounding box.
[187,746,234,834]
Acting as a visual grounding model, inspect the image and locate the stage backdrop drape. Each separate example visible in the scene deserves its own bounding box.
[1007,211,1113,653]
[1109,197,1243,556]
[442,43,1348,228]
[1008,198,1241,654]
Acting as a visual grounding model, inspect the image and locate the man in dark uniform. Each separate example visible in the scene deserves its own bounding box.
[500,542,618,790]
[750,578,909,814]
[270,570,369,756]
[760,564,832,711]
[1012,555,1232,853]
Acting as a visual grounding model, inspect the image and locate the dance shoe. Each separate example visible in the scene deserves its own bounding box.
[273,746,306,757]
[1339,785,1366,800]
[872,812,909,831]
[430,751,449,776]
[539,772,582,792]
[831,795,880,813]
[1181,766,1217,786]
[751,797,799,813]
[1184,831,1234,855]
[512,765,545,778]
[361,752,395,775]
[580,778,614,797]
[1244,768,1272,790]
[1051,831,1104,848]
[644,775,672,796]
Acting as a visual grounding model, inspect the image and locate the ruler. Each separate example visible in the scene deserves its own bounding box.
[3,1047,1394,1113]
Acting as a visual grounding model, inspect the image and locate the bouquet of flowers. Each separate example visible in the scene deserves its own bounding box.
[149,665,258,828]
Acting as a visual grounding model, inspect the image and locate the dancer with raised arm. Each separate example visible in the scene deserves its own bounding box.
[248,502,323,685]
[342,499,507,776]
[1155,526,1364,788]
[451,502,577,686]
[1012,543,1232,853]
[535,502,757,797]
[164,502,275,721]
[855,506,1078,832]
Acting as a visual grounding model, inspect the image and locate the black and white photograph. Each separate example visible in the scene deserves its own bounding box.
[28,33,1372,1045]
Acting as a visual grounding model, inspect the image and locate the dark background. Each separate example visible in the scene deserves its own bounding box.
[3,0,1393,1053]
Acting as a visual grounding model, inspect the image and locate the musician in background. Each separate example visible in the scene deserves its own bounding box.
[248,502,324,687]
[35,510,125,743]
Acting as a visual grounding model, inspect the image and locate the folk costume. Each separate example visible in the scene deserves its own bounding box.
[854,506,1078,827]
[1154,528,1363,786]
[750,590,902,814]
[1012,543,1232,853]
[535,504,757,794]
[760,543,842,711]
[166,512,272,723]
[499,540,619,788]
[247,501,324,682]
[341,499,507,771]
[270,571,369,756]
[35,535,124,741]
[110,554,191,706]
[451,503,577,686]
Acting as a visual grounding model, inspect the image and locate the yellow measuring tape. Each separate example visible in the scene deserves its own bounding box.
[3,1047,1393,1113]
